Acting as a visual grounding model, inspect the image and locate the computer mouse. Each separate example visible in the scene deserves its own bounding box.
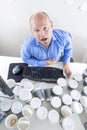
[12,65,21,75]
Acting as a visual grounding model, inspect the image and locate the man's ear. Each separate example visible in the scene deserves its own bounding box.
[50,20,53,28]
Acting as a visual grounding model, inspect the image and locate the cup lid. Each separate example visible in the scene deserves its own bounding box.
[72,74,82,82]
[68,79,78,89]
[51,96,61,108]
[19,89,32,101]
[22,105,34,117]
[30,97,41,109]
[13,85,23,96]
[48,109,59,124]
[52,85,63,95]
[0,99,12,112]
[6,79,16,88]
[62,117,74,130]
[70,90,81,101]
[11,101,23,114]
[71,101,83,114]
[57,78,67,87]
[62,94,72,105]
[61,105,72,117]
[36,106,48,120]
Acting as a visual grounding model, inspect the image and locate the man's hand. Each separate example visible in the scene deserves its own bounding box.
[63,64,72,77]
[46,59,57,65]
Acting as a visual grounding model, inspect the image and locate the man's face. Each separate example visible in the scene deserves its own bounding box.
[30,14,53,48]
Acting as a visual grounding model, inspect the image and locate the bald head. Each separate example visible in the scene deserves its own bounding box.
[29,12,51,24]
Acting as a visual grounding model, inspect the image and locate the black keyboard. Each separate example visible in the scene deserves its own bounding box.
[23,66,65,83]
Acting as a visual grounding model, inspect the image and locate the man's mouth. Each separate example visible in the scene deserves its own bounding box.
[41,38,48,41]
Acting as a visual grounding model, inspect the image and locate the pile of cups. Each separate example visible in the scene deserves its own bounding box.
[1,67,87,130]
[4,104,34,130]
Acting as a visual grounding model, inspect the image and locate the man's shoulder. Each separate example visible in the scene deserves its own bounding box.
[53,29,68,36]
[53,29,72,38]
[22,35,36,46]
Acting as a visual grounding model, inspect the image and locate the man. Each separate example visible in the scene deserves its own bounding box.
[21,11,72,77]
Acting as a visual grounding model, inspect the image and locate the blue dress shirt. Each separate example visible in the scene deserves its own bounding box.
[21,29,72,66]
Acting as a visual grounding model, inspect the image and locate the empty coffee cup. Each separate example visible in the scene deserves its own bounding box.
[0,99,12,112]
[68,79,78,89]
[30,97,41,109]
[52,85,63,96]
[6,79,16,88]
[36,106,48,120]
[61,105,72,117]
[57,78,67,87]
[22,105,34,118]
[32,88,44,101]
[71,101,83,114]
[5,114,18,129]
[83,68,87,78]
[83,77,87,86]
[17,117,30,130]
[80,96,87,107]
[44,88,52,101]
[62,117,75,130]
[83,86,87,96]
[51,96,62,108]
[70,90,81,101]
[13,85,23,97]
[11,101,23,114]
[72,73,82,82]
[20,78,30,86]
[19,88,32,102]
[48,109,59,124]
[62,94,72,105]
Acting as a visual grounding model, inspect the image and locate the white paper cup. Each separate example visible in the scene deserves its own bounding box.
[36,106,48,120]
[22,105,34,118]
[13,85,23,96]
[48,109,59,124]
[68,79,78,89]
[71,101,83,114]
[51,96,61,108]
[6,79,16,88]
[72,73,82,82]
[19,89,32,102]
[32,88,44,101]
[17,117,30,130]
[11,101,23,114]
[83,86,87,95]
[70,90,81,101]
[52,85,63,96]
[5,114,18,129]
[62,117,75,130]
[20,78,30,86]
[80,96,87,107]
[44,88,52,101]
[30,97,41,109]
[62,94,72,105]
[0,99,12,112]
[61,105,72,117]
[57,78,67,87]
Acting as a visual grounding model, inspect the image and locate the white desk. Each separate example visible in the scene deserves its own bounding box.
[0,56,87,130]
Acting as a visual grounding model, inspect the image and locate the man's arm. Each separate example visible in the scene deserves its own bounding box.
[63,32,72,77]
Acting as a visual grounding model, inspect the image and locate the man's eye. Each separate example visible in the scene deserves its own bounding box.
[43,27,48,30]
[35,30,39,32]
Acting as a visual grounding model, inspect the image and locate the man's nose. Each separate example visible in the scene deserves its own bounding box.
[40,29,45,36]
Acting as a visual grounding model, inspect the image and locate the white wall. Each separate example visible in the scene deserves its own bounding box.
[0,0,87,63]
